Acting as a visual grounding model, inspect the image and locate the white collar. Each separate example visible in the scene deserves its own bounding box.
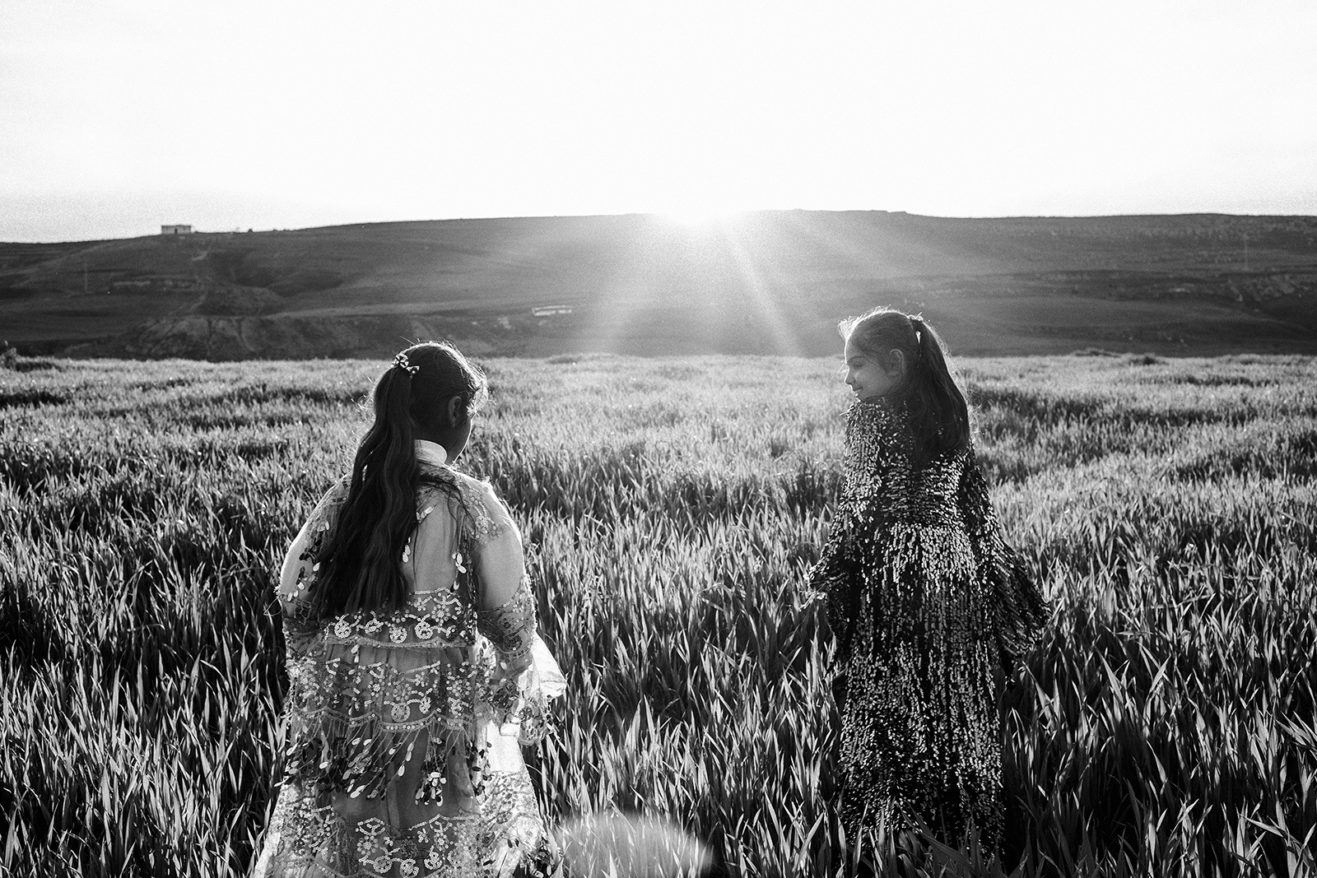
[415,440,449,468]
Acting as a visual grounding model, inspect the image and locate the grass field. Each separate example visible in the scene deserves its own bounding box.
[1,352,1315,876]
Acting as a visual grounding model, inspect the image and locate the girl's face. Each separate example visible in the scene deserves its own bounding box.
[843,336,903,401]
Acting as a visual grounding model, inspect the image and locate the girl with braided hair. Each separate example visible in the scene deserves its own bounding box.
[809,308,1047,856]
[256,342,564,878]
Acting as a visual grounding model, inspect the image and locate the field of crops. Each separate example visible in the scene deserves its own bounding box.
[2,352,1315,877]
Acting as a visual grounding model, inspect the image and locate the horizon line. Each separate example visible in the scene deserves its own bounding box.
[6,206,1315,246]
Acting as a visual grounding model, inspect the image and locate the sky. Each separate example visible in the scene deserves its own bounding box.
[2,0,1315,242]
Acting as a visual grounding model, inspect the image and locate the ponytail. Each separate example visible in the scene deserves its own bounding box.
[306,342,487,622]
[905,315,970,463]
[306,367,420,620]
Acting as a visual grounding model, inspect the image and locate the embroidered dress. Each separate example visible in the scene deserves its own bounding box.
[808,401,1046,847]
[255,441,565,878]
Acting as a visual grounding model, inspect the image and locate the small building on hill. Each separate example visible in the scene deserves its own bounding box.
[161,224,193,235]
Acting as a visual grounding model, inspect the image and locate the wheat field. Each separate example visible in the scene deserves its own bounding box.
[1,353,1315,877]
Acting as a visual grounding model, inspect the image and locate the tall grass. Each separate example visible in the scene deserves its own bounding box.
[1,353,1314,876]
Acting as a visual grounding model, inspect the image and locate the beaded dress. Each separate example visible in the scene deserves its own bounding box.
[809,400,1046,846]
[254,441,564,878]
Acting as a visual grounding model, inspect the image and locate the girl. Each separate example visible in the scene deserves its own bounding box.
[255,342,565,878]
[809,309,1046,852]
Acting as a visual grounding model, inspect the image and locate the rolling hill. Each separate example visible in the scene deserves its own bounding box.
[3,210,1316,359]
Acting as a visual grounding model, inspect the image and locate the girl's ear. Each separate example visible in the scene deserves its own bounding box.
[445,395,465,428]
[886,349,908,380]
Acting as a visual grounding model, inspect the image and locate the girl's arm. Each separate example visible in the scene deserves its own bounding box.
[957,453,1048,674]
[277,477,350,606]
[469,481,562,743]
[807,401,901,653]
[471,483,537,675]
[807,523,857,653]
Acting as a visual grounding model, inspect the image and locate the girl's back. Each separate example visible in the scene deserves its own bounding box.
[841,399,971,529]
[254,345,561,878]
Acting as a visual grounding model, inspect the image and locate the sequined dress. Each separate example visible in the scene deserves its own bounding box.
[254,442,565,877]
[808,400,1046,845]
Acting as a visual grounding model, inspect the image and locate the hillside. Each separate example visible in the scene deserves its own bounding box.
[3,211,1316,358]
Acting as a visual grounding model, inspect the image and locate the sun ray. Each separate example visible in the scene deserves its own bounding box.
[716,217,808,357]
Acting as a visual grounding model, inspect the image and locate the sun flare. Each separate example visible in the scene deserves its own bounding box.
[653,199,748,228]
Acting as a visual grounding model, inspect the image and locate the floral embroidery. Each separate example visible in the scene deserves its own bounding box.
[453,479,503,547]
[256,466,561,878]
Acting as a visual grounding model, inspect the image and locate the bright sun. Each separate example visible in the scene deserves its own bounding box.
[653,198,748,228]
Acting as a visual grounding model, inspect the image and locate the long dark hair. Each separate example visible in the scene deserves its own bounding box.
[306,342,488,621]
[840,308,970,462]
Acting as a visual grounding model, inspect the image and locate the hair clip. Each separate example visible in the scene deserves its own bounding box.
[909,315,924,347]
[393,352,419,375]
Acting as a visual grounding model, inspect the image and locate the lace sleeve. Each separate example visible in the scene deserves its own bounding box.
[278,476,350,606]
[461,479,565,743]
[957,451,1048,674]
[477,576,537,672]
[455,477,507,547]
[476,566,563,746]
